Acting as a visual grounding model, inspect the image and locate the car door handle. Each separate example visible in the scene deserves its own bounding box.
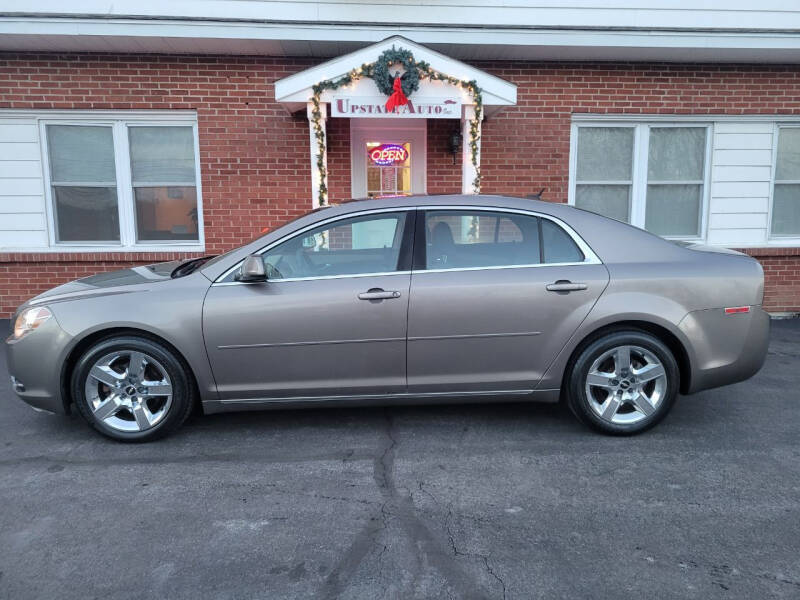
[546,281,588,292]
[358,289,401,300]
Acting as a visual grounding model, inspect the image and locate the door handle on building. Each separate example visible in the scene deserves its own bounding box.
[546,281,587,292]
[358,289,401,300]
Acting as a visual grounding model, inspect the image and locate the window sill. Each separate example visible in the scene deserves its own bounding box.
[1,247,206,263]
[1,244,205,254]
[723,240,800,250]
[765,237,800,247]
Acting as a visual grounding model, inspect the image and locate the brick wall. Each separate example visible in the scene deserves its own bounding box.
[426,119,462,195]
[326,116,351,203]
[739,248,800,314]
[1,53,799,316]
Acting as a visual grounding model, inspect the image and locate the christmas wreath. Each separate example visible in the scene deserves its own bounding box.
[371,47,421,99]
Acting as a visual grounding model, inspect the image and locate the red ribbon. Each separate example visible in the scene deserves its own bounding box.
[384,76,409,112]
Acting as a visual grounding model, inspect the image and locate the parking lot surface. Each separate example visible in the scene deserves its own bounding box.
[1,318,799,599]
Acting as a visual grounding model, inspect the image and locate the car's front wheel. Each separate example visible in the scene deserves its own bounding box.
[71,335,194,442]
[566,330,679,435]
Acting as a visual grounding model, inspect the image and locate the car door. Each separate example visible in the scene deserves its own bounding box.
[203,209,414,401]
[406,208,609,394]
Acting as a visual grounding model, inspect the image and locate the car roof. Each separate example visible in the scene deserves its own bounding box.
[322,194,569,217]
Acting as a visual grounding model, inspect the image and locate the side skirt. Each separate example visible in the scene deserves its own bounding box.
[201,388,561,414]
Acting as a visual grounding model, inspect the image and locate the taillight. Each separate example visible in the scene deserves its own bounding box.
[724,306,750,315]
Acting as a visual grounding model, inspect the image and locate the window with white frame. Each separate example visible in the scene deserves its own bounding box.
[772,126,800,237]
[43,118,202,248]
[572,123,709,239]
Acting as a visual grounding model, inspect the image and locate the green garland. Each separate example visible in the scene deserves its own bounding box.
[310,48,483,206]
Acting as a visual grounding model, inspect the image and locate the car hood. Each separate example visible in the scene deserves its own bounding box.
[25,261,184,308]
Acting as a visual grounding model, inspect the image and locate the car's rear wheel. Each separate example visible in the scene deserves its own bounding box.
[566,330,679,435]
[71,336,194,442]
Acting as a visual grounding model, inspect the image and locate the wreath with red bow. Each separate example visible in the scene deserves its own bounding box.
[372,47,421,111]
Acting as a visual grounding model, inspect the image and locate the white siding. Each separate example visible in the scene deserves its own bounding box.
[704,228,767,246]
[709,213,769,229]
[0,118,47,248]
[713,149,772,166]
[0,230,49,247]
[709,197,769,214]
[713,133,773,150]
[713,166,772,182]
[0,196,45,214]
[711,181,771,198]
[707,121,775,246]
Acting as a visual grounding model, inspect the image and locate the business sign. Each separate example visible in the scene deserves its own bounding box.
[332,96,461,119]
[368,144,409,166]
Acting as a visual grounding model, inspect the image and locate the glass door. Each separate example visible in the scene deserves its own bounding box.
[350,119,426,199]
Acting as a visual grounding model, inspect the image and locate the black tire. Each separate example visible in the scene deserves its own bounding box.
[71,335,195,442]
[565,330,679,435]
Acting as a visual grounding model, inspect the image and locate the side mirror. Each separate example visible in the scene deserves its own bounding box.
[235,255,267,282]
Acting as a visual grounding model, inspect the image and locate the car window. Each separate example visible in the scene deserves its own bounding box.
[260,212,407,279]
[424,210,539,269]
[541,219,584,264]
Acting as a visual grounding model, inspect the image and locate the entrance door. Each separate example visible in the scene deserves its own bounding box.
[351,118,426,199]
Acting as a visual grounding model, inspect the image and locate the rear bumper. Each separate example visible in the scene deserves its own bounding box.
[680,306,770,394]
[5,314,73,414]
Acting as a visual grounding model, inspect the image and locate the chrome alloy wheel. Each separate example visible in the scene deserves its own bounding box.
[584,344,668,425]
[84,350,173,433]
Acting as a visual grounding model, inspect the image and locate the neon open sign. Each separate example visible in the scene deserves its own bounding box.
[368,144,409,166]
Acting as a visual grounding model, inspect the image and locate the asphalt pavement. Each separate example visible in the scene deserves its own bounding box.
[1,318,799,599]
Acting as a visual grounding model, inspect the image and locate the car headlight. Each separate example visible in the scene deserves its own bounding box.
[12,306,52,340]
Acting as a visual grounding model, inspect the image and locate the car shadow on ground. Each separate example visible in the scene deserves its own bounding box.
[38,397,578,444]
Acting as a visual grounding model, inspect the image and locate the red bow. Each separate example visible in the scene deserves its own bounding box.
[384,76,409,112]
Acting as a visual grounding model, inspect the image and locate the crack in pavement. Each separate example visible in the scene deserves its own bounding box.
[317,409,490,600]
[420,482,508,600]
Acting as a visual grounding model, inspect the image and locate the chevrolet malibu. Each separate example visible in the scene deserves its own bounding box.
[6,195,769,441]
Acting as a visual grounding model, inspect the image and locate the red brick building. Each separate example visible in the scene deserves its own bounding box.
[2,3,800,317]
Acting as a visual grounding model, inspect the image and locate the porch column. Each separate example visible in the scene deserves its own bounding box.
[461,104,482,195]
[307,101,327,208]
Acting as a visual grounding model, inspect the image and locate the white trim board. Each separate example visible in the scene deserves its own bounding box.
[0,109,198,121]
[573,114,800,123]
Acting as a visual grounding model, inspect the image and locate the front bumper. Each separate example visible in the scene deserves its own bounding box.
[679,306,770,394]
[5,312,74,414]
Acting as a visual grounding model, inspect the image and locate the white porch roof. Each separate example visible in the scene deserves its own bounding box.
[274,36,517,116]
